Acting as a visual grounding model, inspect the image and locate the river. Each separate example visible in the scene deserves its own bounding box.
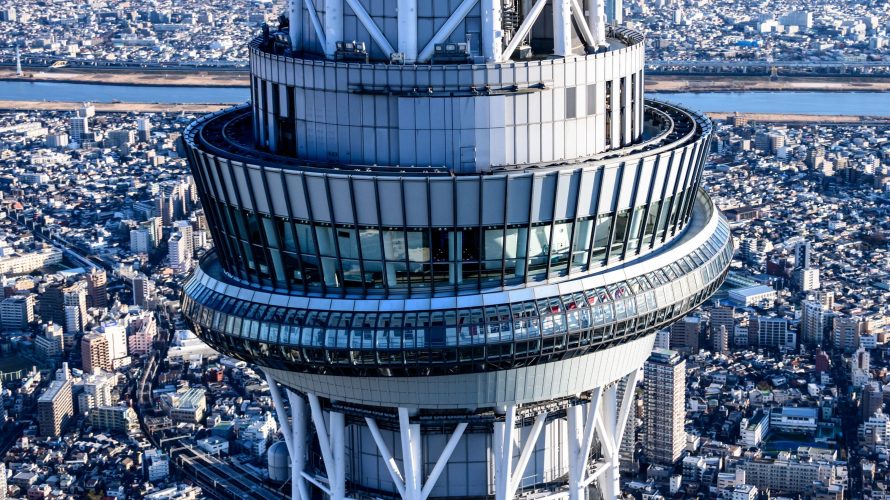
[2,80,890,116]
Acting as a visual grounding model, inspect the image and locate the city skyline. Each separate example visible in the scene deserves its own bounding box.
[0,1,888,499]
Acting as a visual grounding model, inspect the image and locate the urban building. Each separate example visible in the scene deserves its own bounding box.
[178,2,731,498]
[90,405,140,434]
[143,449,170,482]
[644,348,687,465]
[833,315,865,353]
[37,378,74,437]
[0,295,35,330]
[81,333,111,373]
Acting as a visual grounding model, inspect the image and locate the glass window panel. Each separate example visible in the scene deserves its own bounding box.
[384,230,406,260]
[296,223,315,253]
[315,226,336,257]
[550,221,571,274]
[591,214,612,265]
[360,229,382,260]
[459,228,481,261]
[527,224,550,277]
[407,230,430,262]
[336,227,359,259]
[609,209,630,260]
[263,216,280,248]
[571,218,593,270]
[626,206,645,254]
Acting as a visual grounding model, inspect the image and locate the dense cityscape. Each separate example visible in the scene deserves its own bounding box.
[0,1,889,500]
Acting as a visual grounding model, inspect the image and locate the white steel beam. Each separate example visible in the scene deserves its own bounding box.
[481,0,503,62]
[399,408,421,500]
[307,394,346,500]
[289,0,303,51]
[596,384,620,500]
[330,411,347,500]
[397,0,418,62]
[324,0,343,57]
[265,372,293,452]
[570,0,596,48]
[303,0,327,51]
[552,0,573,57]
[344,0,395,55]
[493,405,516,500]
[420,423,468,500]
[417,0,479,62]
[615,369,640,445]
[566,404,584,500]
[587,0,606,48]
[287,390,310,500]
[508,412,548,500]
[501,0,548,62]
[365,417,407,498]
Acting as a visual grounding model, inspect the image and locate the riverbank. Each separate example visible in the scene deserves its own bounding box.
[647,74,890,93]
[3,99,888,127]
[0,100,230,113]
[5,67,890,93]
[0,68,249,87]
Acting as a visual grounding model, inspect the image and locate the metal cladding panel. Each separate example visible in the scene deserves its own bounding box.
[575,168,599,218]
[266,169,289,217]
[664,149,682,195]
[247,166,270,213]
[230,161,253,211]
[554,170,580,221]
[506,175,532,225]
[598,164,619,213]
[455,178,481,226]
[305,174,331,222]
[328,176,354,224]
[530,174,556,223]
[377,179,404,226]
[652,151,670,198]
[636,157,656,203]
[352,178,379,226]
[429,179,454,226]
[403,178,429,227]
[481,177,507,225]
[285,173,310,219]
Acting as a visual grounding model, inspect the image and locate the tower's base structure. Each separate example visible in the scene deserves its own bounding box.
[180,0,732,498]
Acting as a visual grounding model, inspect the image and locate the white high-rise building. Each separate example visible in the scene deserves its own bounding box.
[644,348,686,465]
[69,116,89,142]
[802,300,832,347]
[168,231,192,274]
[130,229,151,254]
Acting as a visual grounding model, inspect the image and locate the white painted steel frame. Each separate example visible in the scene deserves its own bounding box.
[265,368,641,500]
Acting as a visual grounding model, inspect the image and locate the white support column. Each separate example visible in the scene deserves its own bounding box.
[552,0,573,57]
[307,393,346,500]
[493,405,516,500]
[566,404,584,500]
[344,0,395,55]
[501,0,548,61]
[303,0,327,50]
[481,0,503,62]
[509,413,547,499]
[587,0,606,48]
[417,0,479,62]
[397,0,418,62]
[367,413,468,500]
[330,411,347,500]
[597,384,620,500]
[421,423,468,500]
[399,408,422,500]
[569,0,596,49]
[265,372,293,452]
[323,0,343,58]
[288,0,303,51]
[287,390,310,500]
[365,417,408,498]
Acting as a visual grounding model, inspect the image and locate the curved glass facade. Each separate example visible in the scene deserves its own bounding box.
[181,197,732,377]
[184,100,711,297]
